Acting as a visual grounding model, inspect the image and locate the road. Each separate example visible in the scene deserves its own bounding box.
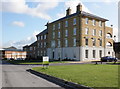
[1,60,64,88]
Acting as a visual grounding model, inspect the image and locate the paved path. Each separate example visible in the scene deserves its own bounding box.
[1,60,64,88]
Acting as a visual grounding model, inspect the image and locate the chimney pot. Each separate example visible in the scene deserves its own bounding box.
[66,7,71,16]
[76,3,82,12]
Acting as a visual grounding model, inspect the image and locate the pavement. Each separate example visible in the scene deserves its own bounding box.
[1,60,64,88]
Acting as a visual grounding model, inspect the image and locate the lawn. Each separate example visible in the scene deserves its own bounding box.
[32,64,119,88]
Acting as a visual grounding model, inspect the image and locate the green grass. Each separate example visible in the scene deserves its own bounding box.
[32,64,119,88]
[7,60,68,64]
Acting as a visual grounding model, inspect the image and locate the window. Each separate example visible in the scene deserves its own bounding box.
[38,51,40,56]
[99,21,102,27]
[93,29,96,36]
[51,40,55,47]
[73,37,76,46]
[58,23,60,29]
[99,30,102,36]
[41,43,42,48]
[85,38,88,46]
[85,18,88,24]
[106,42,112,47]
[38,36,40,40]
[73,27,76,35]
[53,32,55,39]
[73,18,76,25]
[44,51,46,56]
[44,42,46,47]
[58,31,60,38]
[44,35,46,39]
[58,39,60,47]
[41,51,43,56]
[93,19,96,26]
[106,33,112,38]
[30,47,32,50]
[38,43,40,48]
[53,24,55,30]
[85,28,89,35]
[93,50,96,58]
[41,35,43,40]
[65,29,68,37]
[92,38,96,46]
[65,38,68,47]
[85,50,88,58]
[99,39,102,46]
[99,50,102,58]
[65,20,68,27]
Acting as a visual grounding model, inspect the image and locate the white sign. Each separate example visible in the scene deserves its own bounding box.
[43,56,49,62]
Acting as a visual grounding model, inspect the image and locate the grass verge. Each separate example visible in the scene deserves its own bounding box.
[32,64,119,88]
[7,60,68,64]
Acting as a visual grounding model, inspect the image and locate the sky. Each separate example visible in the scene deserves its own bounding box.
[0,0,119,49]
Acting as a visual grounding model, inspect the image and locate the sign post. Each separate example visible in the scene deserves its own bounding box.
[43,56,49,68]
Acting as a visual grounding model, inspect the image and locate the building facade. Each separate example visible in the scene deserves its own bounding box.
[23,3,114,61]
[23,41,37,59]
[46,4,114,61]
[1,47,26,60]
[36,29,48,58]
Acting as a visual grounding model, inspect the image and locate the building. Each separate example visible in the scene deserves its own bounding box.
[23,30,48,60]
[113,42,120,59]
[23,3,114,61]
[0,46,26,60]
[46,4,114,61]
[23,41,37,59]
[36,29,48,57]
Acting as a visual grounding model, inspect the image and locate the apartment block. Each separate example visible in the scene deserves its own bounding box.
[46,4,114,61]
[23,3,114,61]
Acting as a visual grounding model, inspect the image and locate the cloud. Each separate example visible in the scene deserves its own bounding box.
[1,0,59,20]
[3,30,40,49]
[12,21,25,27]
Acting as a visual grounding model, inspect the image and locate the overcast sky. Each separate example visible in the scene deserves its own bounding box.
[0,0,119,49]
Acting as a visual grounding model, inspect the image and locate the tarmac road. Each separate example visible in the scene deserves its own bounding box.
[1,60,63,88]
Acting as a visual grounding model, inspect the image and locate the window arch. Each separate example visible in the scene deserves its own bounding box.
[106,33,112,38]
[106,42,112,47]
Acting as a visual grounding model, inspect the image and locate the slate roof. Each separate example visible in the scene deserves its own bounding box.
[49,11,108,24]
[36,29,48,37]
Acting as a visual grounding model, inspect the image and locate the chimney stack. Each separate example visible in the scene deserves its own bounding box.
[66,7,71,16]
[76,3,82,12]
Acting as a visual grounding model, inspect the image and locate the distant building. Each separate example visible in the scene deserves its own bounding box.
[113,42,120,59]
[0,46,26,60]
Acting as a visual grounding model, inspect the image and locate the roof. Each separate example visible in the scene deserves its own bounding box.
[2,49,24,52]
[29,41,37,47]
[36,29,48,37]
[49,11,108,24]
[4,46,17,50]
